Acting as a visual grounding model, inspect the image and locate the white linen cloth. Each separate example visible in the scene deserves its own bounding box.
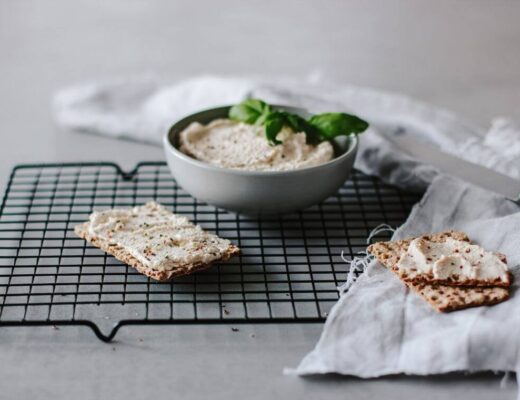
[294,176,520,377]
[53,75,520,395]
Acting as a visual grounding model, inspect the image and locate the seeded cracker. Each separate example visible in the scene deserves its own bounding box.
[367,231,510,312]
[75,202,239,282]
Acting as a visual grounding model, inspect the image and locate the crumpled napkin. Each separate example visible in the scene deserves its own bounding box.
[293,175,519,379]
[53,74,520,396]
[53,74,520,188]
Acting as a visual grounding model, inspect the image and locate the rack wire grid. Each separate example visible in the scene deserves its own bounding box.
[0,162,421,341]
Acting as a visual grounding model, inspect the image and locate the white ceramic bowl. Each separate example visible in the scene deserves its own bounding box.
[163,105,358,215]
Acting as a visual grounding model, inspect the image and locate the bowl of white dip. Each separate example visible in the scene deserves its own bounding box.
[163,105,358,215]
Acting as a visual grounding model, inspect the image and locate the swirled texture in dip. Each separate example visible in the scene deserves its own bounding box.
[179,119,334,171]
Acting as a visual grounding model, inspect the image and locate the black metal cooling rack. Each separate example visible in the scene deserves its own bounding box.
[0,162,421,342]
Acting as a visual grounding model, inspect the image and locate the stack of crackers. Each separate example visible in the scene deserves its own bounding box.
[367,231,512,312]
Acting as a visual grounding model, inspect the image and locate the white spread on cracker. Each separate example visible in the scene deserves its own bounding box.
[86,202,232,271]
[179,119,334,171]
[397,237,509,283]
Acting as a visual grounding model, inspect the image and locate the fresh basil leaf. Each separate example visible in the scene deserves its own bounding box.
[255,110,271,126]
[308,112,369,139]
[229,99,271,124]
[246,98,271,115]
[283,112,306,132]
[281,113,321,145]
[264,112,285,145]
[229,99,369,146]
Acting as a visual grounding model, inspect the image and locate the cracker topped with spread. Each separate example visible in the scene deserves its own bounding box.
[75,202,239,281]
[368,231,511,312]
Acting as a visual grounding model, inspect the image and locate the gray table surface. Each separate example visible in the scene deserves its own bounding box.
[0,1,519,399]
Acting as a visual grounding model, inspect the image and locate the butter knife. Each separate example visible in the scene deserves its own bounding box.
[386,132,520,202]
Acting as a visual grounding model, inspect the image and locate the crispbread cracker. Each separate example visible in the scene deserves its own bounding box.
[75,221,239,282]
[367,231,509,312]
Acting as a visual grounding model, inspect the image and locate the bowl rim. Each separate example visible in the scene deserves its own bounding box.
[163,105,359,177]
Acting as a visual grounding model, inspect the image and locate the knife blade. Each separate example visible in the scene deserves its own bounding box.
[386,132,520,202]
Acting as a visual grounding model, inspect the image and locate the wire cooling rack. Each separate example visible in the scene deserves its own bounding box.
[0,162,421,341]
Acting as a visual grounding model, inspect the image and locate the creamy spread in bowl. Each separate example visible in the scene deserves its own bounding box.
[163,104,359,214]
[179,119,334,171]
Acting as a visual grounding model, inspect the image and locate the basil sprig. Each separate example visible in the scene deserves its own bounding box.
[228,99,271,125]
[229,99,368,145]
